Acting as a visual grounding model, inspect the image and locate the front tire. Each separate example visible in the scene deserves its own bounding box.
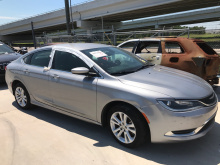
[107,104,150,148]
[14,83,31,109]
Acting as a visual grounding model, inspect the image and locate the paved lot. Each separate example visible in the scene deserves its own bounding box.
[0,83,220,165]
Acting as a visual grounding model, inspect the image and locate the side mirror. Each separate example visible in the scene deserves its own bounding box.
[71,67,89,74]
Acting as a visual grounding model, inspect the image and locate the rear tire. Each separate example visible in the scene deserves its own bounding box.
[14,83,32,109]
[107,104,150,148]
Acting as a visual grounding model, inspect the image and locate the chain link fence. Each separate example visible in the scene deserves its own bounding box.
[35,28,220,54]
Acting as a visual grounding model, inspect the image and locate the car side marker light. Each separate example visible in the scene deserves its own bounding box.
[142,112,150,124]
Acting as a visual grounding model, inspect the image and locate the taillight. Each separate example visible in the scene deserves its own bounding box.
[5,66,7,70]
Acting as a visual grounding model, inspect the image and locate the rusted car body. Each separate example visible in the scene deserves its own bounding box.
[118,37,220,84]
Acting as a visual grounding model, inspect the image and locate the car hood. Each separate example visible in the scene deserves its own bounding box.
[0,52,21,63]
[118,65,213,99]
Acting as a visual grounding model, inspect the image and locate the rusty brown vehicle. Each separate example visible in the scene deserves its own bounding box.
[118,37,220,84]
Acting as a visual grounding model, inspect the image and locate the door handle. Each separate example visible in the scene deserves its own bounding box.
[151,56,160,60]
[52,74,59,79]
[23,69,29,73]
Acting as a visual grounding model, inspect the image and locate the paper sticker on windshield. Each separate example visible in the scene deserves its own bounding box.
[90,51,107,58]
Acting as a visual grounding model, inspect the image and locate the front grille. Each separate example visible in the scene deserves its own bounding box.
[199,93,217,106]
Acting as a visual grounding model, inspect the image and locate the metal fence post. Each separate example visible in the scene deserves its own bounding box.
[101,17,104,43]
[64,0,71,35]
[112,25,117,46]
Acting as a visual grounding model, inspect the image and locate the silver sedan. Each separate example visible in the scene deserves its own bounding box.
[5,43,218,148]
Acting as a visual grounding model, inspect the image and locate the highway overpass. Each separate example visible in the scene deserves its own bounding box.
[120,6,220,30]
[0,0,219,42]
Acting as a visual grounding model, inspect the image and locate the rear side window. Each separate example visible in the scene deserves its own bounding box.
[196,42,216,55]
[165,42,184,54]
[29,49,51,67]
[52,50,88,72]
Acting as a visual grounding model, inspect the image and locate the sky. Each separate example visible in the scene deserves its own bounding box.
[0,0,88,25]
[0,0,219,29]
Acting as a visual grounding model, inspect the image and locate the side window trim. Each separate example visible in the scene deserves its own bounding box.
[132,41,139,53]
[48,49,56,69]
[158,41,162,53]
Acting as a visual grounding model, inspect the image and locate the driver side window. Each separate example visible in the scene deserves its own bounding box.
[52,50,88,72]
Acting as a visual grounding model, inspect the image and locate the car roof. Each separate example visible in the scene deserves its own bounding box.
[125,38,161,42]
[126,37,204,42]
[44,43,112,51]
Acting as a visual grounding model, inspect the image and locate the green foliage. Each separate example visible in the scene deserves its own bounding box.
[173,25,206,34]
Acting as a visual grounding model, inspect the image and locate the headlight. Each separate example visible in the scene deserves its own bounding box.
[158,100,204,111]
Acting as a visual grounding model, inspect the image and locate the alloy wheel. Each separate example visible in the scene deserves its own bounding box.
[110,112,136,144]
[15,87,27,107]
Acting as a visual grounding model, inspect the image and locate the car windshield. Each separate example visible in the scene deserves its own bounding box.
[0,43,14,55]
[81,47,153,75]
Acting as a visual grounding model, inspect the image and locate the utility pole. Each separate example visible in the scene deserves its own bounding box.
[64,0,71,35]
[31,22,37,49]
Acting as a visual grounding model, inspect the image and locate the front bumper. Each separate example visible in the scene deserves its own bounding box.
[164,112,216,141]
[143,102,218,143]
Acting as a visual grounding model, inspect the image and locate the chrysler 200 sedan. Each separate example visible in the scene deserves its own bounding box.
[6,43,218,148]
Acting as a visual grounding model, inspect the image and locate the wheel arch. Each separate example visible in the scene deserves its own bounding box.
[101,101,149,128]
[12,80,26,95]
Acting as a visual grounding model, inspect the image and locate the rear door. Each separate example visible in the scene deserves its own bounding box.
[161,41,187,70]
[21,49,52,104]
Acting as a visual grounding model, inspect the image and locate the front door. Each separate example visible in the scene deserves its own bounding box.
[135,41,162,65]
[49,50,97,121]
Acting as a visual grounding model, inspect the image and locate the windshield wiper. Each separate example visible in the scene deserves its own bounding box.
[111,70,136,76]
[111,64,154,76]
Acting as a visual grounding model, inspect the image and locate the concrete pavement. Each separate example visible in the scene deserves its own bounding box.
[0,83,220,165]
